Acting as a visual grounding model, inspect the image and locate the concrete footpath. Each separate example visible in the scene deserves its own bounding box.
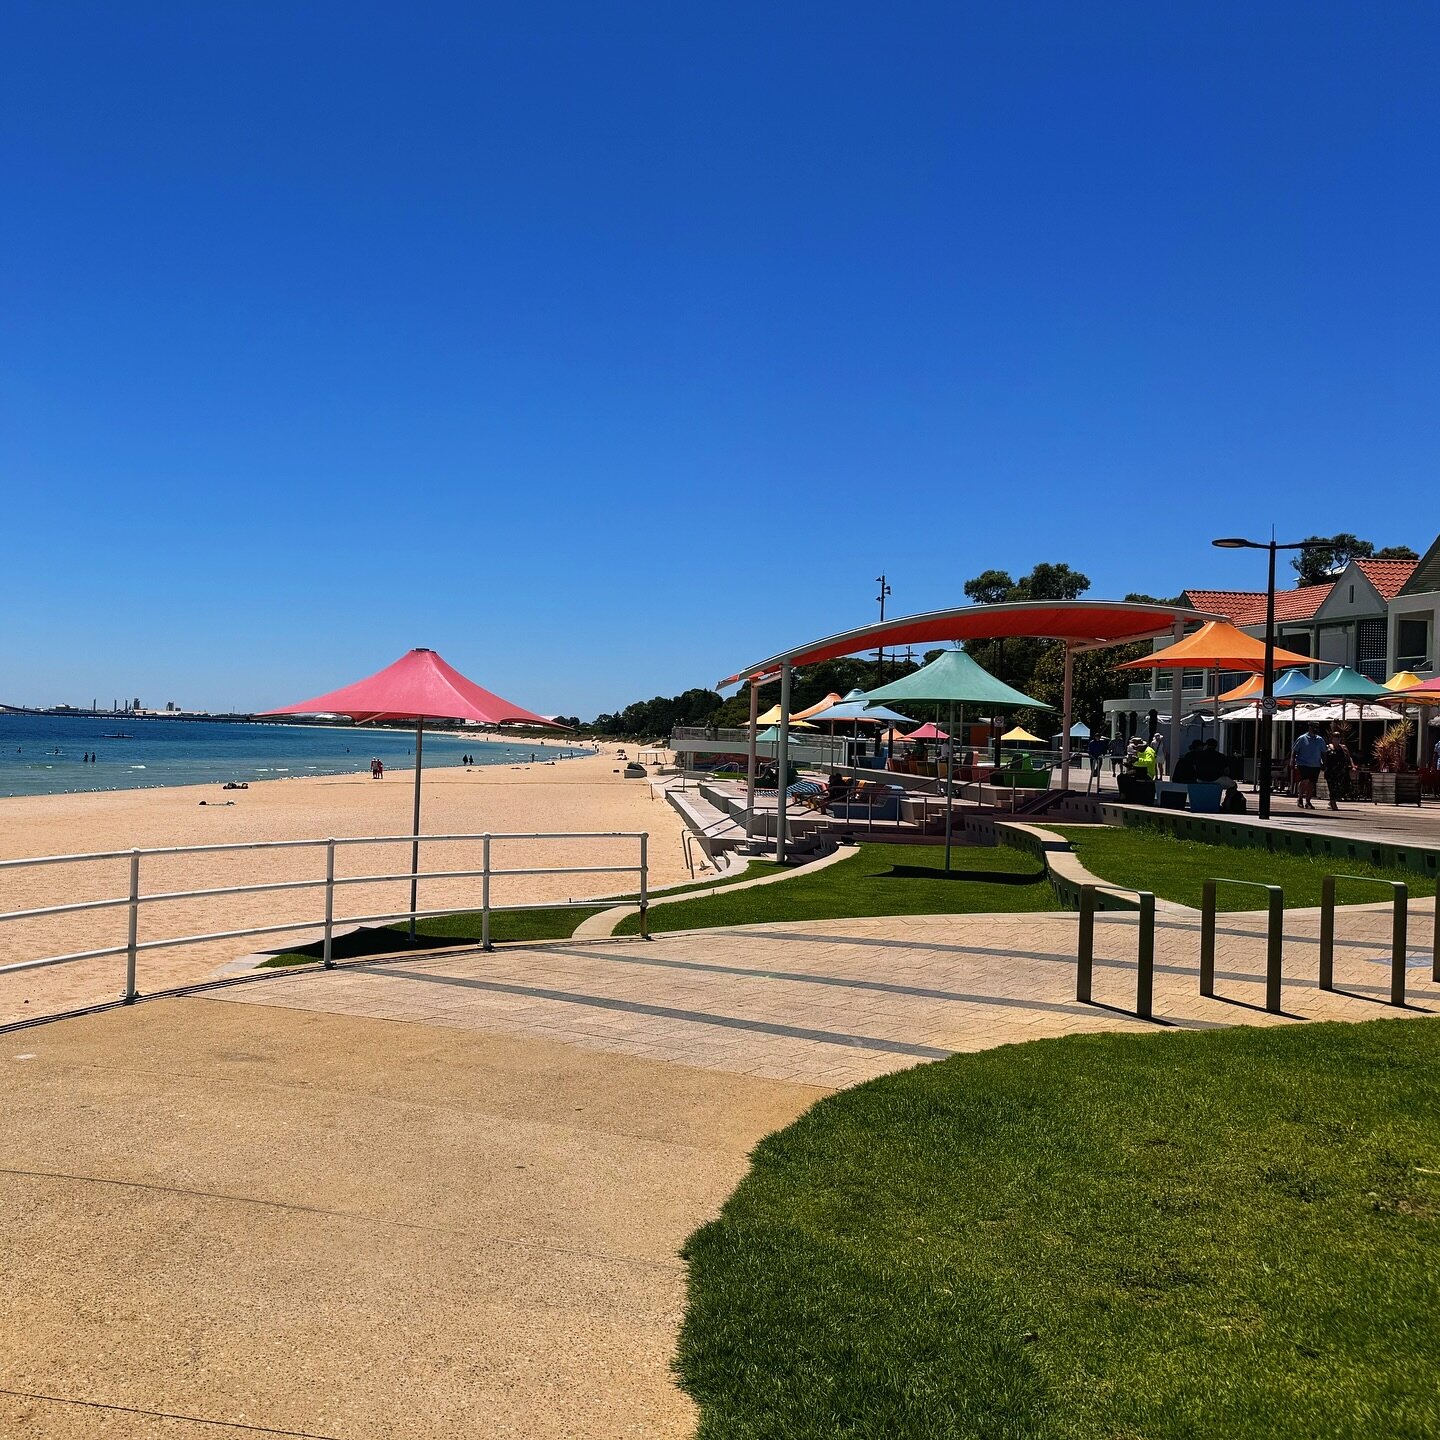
[0,1000,821,1438]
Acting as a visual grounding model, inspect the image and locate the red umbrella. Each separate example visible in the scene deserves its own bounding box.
[905,721,950,741]
[264,648,562,938]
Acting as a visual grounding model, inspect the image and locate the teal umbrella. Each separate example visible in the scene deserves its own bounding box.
[1287,666,1391,701]
[863,650,1050,870]
[1283,665,1394,756]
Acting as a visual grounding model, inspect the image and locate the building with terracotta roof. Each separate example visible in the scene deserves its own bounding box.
[1390,536,1440,679]
[1101,539,1431,762]
[1183,552,1422,683]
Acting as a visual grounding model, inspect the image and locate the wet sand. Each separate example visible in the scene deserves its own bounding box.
[0,749,685,1024]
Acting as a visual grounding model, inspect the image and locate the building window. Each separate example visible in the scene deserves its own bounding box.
[1397,617,1431,672]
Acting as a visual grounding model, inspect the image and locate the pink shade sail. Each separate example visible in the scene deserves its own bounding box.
[262,648,563,727]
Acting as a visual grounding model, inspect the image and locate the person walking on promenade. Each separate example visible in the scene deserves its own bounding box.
[1322,729,1355,810]
[1291,723,1327,810]
[1087,732,1108,792]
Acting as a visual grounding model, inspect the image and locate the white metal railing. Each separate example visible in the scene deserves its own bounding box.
[0,830,650,1006]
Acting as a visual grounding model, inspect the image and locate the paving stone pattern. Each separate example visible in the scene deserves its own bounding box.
[220,904,1440,1087]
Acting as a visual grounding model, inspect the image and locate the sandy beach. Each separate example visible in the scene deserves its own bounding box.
[0,749,687,1024]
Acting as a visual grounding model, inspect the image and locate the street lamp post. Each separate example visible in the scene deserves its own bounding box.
[1212,535,1330,820]
[875,573,892,681]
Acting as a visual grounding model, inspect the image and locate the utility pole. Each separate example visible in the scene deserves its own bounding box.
[875,573,892,681]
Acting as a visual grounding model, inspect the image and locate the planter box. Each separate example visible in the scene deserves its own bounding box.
[1372,772,1423,806]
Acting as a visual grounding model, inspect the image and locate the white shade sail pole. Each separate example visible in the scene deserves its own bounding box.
[1168,619,1185,783]
[776,662,792,863]
[1060,644,1074,790]
[745,678,759,838]
[409,715,424,941]
[944,699,955,872]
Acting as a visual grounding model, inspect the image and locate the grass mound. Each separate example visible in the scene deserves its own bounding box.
[258,860,791,965]
[1048,823,1436,910]
[615,842,1056,936]
[678,1019,1440,1438]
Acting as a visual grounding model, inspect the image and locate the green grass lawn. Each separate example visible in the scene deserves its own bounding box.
[1048,823,1436,911]
[677,1019,1440,1439]
[614,842,1056,936]
[257,858,790,965]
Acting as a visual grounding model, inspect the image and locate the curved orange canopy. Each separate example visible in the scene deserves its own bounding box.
[719,599,1219,687]
[1116,621,1319,673]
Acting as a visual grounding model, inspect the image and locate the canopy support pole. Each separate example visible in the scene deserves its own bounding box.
[776,662,792,863]
[1060,644,1074,791]
[409,715,424,941]
[745,678,759,838]
[944,699,956,873]
[1168,619,1185,789]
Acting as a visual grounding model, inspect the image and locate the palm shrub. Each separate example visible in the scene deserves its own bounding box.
[1372,718,1414,772]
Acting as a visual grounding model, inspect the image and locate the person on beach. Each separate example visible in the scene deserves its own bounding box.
[1291,724,1327,809]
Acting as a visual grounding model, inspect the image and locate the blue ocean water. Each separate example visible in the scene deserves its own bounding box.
[0,714,588,798]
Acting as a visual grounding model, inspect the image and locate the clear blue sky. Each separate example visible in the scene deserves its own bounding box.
[4,3,1437,715]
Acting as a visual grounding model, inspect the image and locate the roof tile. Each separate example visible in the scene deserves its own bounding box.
[1184,585,1332,626]
[1353,558,1418,600]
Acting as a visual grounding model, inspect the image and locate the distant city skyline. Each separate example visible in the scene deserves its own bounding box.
[5,4,1438,713]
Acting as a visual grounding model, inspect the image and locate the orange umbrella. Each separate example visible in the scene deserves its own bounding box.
[1116,620,1318,672]
[1216,674,1263,703]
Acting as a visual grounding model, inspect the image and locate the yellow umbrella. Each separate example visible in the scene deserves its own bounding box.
[1001,725,1043,743]
[1385,671,1431,693]
[751,704,816,729]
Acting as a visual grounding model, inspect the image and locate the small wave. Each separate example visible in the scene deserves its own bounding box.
[130,765,147,770]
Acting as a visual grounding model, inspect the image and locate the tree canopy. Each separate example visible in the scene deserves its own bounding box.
[1291,535,1418,586]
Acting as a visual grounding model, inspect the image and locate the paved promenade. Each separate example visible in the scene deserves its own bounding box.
[0,999,820,1438]
[217,904,1439,1087]
[4,904,1436,1436]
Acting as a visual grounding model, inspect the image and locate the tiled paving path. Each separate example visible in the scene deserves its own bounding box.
[220,903,1440,1087]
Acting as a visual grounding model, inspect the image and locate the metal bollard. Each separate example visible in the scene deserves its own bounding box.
[1077,885,1095,1003]
[1319,875,1336,991]
[323,839,336,969]
[1391,884,1408,1008]
[639,833,650,940]
[1265,886,1284,1014]
[481,834,492,951]
[1320,875,1408,1007]
[1136,891,1155,1020]
[1433,888,1439,985]
[1199,880,1217,997]
[123,850,141,1004]
[1201,879,1283,1011]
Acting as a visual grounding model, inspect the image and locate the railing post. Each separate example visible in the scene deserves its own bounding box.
[1077,885,1095,1003]
[481,834,492,951]
[1136,891,1155,1020]
[1391,882,1408,1008]
[1265,885,1284,1014]
[123,849,140,1004]
[639,833,650,939]
[1199,880,1217,998]
[323,839,336,969]
[1319,875,1336,991]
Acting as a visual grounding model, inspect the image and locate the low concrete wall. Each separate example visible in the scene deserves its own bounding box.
[993,821,1143,912]
[1098,804,1440,881]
